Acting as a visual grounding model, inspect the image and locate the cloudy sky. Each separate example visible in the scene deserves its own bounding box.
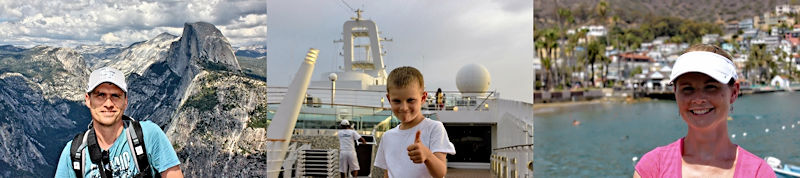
[268,0,533,103]
[0,0,266,47]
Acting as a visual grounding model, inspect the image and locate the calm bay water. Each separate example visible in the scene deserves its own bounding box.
[534,92,800,177]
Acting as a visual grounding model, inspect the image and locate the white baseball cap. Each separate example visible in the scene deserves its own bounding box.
[340,120,350,126]
[86,67,127,93]
[669,51,737,84]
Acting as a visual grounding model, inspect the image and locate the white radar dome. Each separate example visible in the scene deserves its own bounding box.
[456,63,491,96]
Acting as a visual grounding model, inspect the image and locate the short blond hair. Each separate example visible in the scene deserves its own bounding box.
[386,66,424,92]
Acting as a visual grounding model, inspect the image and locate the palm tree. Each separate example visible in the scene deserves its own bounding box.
[535,28,561,90]
[609,17,623,85]
[567,29,589,87]
[586,40,606,87]
[556,8,574,89]
[601,52,611,87]
[535,31,548,90]
[774,47,789,77]
[747,44,774,84]
[545,29,561,89]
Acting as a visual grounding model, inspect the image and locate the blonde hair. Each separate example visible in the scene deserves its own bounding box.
[387,66,424,92]
[683,44,733,62]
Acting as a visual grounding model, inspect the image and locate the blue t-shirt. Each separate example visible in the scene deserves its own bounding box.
[55,121,181,177]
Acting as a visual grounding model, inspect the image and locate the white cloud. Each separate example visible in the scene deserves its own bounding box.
[228,14,268,29]
[101,33,122,44]
[0,0,267,47]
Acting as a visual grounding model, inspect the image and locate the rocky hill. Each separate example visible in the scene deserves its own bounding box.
[126,22,242,126]
[0,46,90,177]
[110,33,179,76]
[165,71,268,177]
[535,0,791,29]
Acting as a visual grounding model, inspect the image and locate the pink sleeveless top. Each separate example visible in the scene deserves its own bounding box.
[635,138,776,178]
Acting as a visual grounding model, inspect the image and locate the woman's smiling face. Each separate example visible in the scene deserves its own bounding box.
[674,72,739,130]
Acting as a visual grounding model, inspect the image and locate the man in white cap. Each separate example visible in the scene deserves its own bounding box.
[55,67,184,178]
[338,120,367,178]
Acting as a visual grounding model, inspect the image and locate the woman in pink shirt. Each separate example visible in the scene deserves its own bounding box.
[633,44,775,178]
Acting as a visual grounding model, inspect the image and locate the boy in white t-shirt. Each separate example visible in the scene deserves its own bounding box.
[374,66,456,178]
[338,120,366,178]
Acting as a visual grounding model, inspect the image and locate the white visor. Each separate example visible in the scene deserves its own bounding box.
[669,51,737,84]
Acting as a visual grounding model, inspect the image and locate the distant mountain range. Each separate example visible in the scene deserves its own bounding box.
[535,0,792,29]
[0,22,268,177]
[234,45,267,58]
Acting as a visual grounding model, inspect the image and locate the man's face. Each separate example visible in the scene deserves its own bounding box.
[386,83,427,124]
[85,83,127,127]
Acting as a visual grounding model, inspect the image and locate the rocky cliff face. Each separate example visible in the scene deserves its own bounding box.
[0,48,90,177]
[0,46,90,101]
[126,22,242,126]
[75,44,123,69]
[168,22,241,76]
[164,71,268,177]
[111,33,179,76]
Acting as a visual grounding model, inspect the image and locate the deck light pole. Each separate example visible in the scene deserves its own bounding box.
[329,73,337,105]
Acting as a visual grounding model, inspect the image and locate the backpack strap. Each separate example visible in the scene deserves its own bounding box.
[70,130,90,178]
[125,116,159,177]
[124,120,142,173]
[86,129,112,178]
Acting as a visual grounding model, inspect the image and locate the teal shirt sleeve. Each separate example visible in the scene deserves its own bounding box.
[140,121,181,173]
[55,140,77,178]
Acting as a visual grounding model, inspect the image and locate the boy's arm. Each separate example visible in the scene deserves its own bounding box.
[424,152,448,178]
[407,130,448,178]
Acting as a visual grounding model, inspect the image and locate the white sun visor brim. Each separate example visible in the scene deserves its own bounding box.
[669,51,737,84]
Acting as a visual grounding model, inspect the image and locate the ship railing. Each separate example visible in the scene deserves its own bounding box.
[266,139,311,177]
[268,86,500,112]
[268,86,388,108]
[491,144,533,178]
[263,101,398,130]
[491,100,533,177]
[423,90,498,111]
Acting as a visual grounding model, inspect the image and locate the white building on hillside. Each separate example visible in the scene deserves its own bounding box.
[776,5,800,15]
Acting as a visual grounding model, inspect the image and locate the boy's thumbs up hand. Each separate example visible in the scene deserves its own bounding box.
[415,130,422,143]
[407,130,431,164]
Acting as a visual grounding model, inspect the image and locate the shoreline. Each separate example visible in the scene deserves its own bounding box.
[533,97,652,115]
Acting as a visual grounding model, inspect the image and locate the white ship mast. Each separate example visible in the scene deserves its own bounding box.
[332,9,391,88]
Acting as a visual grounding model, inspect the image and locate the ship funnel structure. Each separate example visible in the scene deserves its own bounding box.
[266,48,320,177]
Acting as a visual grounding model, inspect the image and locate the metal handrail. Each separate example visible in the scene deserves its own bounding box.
[491,144,533,178]
[474,90,496,111]
[492,144,533,151]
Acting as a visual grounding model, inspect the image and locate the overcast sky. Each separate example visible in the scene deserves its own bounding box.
[267,0,533,103]
[0,0,266,47]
